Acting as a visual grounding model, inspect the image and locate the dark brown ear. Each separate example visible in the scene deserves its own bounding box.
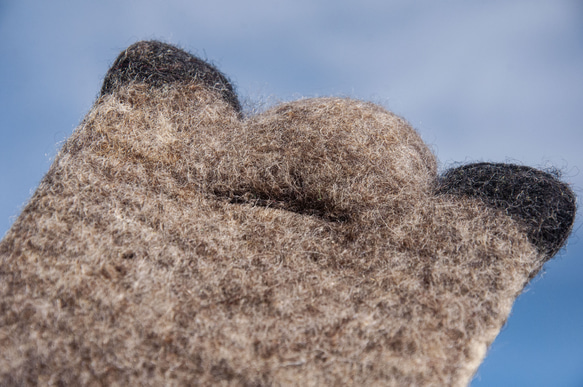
[436,162,576,258]
[100,40,241,113]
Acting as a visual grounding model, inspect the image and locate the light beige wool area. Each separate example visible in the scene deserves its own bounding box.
[0,42,576,386]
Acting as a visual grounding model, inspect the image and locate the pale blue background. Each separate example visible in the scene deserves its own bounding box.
[1,1,581,385]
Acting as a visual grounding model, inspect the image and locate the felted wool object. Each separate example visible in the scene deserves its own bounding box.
[0,41,576,386]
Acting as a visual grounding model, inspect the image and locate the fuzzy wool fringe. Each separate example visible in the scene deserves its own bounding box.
[0,57,575,386]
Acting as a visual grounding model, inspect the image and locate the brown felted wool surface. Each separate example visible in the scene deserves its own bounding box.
[0,41,577,386]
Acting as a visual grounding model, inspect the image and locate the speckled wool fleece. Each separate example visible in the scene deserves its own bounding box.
[0,41,576,386]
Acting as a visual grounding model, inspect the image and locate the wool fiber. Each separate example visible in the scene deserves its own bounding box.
[0,41,576,386]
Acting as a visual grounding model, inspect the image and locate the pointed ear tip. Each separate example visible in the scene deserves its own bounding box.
[437,162,577,257]
[99,41,242,114]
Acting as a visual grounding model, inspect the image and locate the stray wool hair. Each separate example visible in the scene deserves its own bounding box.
[0,41,576,386]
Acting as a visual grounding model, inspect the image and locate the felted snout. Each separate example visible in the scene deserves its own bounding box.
[219,98,438,220]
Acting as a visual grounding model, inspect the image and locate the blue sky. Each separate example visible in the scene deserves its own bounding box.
[1,1,582,385]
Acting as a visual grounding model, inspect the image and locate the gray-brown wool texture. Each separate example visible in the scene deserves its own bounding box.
[0,41,576,386]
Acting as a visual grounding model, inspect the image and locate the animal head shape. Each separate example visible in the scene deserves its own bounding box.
[0,41,576,386]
